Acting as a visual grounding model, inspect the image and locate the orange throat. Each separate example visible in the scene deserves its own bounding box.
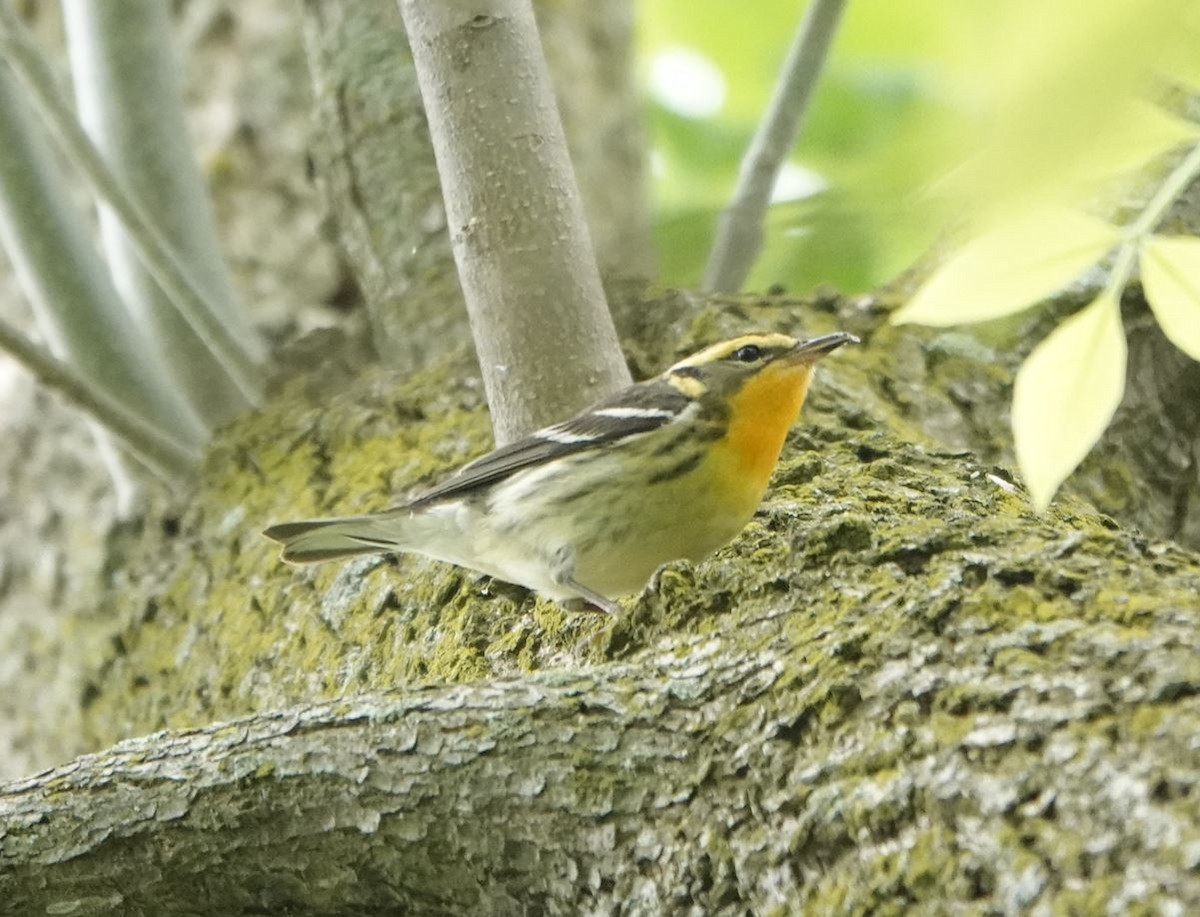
[720,363,814,491]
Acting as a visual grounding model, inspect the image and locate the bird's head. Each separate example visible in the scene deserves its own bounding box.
[662,331,858,401]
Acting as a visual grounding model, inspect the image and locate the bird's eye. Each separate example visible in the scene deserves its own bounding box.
[731,344,762,363]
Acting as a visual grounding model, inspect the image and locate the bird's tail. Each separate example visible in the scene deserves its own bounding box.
[262,513,407,564]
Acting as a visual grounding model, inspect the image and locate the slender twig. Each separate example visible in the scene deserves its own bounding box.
[398,0,631,444]
[0,317,200,482]
[0,1,264,405]
[1104,139,1200,300]
[702,0,848,293]
[1127,140,1200,237]
[62,0,261,426]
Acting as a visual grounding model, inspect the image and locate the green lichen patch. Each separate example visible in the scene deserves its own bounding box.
[79,294,1200,821]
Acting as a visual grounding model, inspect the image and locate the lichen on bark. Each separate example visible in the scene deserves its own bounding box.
[5,344,1199,911]
[4,288,1199,912]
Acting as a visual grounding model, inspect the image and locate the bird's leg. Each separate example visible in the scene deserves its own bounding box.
[559,579,622,615]
[549,545,622,615]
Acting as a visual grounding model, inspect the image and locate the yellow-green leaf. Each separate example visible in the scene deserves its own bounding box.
[1164,9,1200,91]
[893,208,1119,327]
[1139,235,1200,361]
[1172,58,1200,92]
[1065,101,1199,190]
[1012,294,1126,510]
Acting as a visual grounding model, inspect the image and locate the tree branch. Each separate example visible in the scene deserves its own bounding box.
[0,63,206,478]
[301,0,650,372]
[61,0,261,426]
[703,0,847,293]
[3,505,1198,912]
[0,316,200,481]
[0,1,264,406]
[397,0,631,443]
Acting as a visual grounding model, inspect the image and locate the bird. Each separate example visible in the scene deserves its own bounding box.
[264,331,857,614]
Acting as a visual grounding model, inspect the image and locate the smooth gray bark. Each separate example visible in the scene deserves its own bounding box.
[62,0,259,426]
[0,66,205,470]
[703,0,847,293]
[301,0,650,372]
[398,0,631,442]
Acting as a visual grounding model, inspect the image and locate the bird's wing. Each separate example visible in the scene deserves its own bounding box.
[404,378,692,509]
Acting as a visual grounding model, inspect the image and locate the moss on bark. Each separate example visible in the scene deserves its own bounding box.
[4,290,1198,912]
[79,292,1200,746]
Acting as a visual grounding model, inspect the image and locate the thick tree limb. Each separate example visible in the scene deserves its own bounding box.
[3,481,1198,913]
[9,291,1199,911]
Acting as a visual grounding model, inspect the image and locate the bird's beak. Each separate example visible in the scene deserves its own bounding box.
[779,331,860,365]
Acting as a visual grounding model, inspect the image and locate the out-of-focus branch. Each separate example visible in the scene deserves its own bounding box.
[0,1,264,406]
[397,0,631,443]
[534,0,653,279]
[0,64,206,473]
[703,0,847,293]
[61,0,261,426]
[0,316,199,481]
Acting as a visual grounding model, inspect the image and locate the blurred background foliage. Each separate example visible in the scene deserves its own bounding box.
[638,0,1200,295]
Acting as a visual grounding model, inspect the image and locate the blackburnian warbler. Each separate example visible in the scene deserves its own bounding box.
[264,331,856,613]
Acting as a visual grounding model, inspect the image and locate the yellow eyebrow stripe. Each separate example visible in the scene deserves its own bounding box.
[666,373,707,398]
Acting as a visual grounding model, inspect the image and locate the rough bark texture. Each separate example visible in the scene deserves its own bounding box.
[56,290,1199,742]
[5,292,1193,912]
[1094,298,1200,547]
[301,0,649,372]
[3,330,1198,911]
[860,280,1200,553]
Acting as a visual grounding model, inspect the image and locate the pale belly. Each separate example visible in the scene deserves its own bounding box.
[569,462,757,597]
[400,445,772,603]
[519,442,768,599]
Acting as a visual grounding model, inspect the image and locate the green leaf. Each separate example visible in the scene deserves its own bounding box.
[1012,294,1127,510]
[1066,101,1199,189]
[1138,235,1200,362]
[892,207,1119,327]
